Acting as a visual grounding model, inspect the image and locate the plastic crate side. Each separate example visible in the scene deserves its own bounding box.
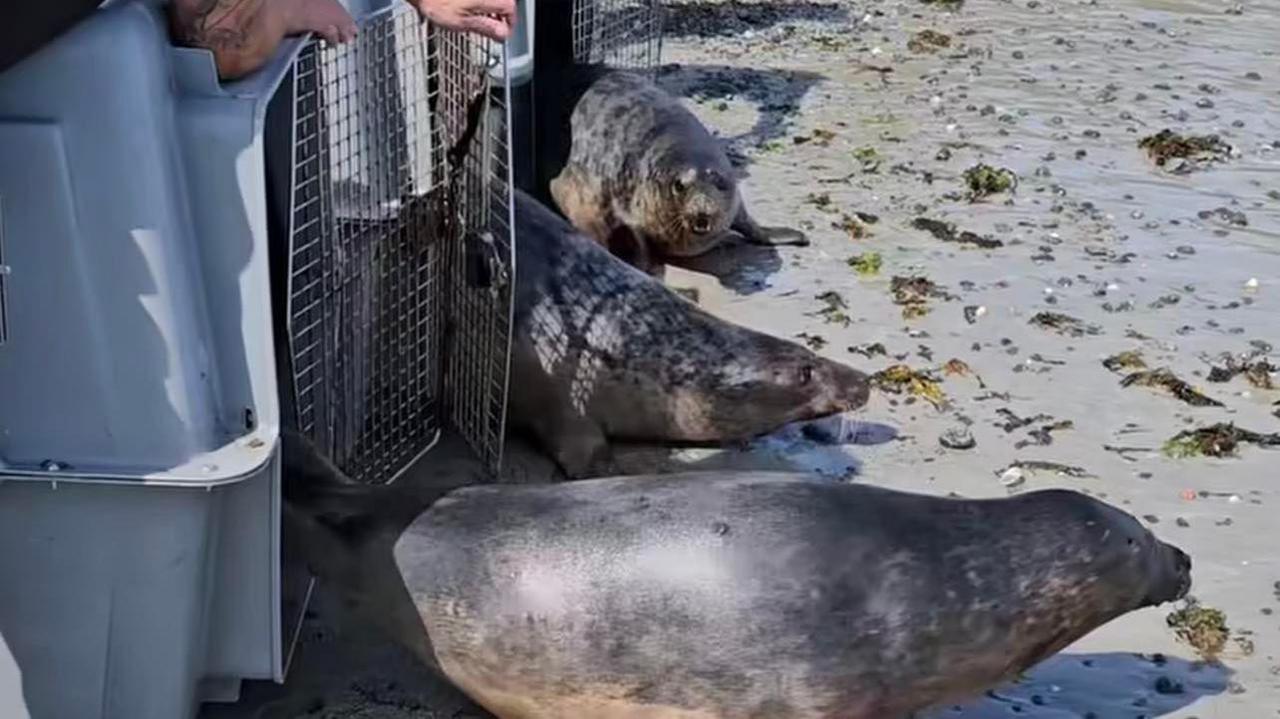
[0,478,223,719]
[0,2,223,472]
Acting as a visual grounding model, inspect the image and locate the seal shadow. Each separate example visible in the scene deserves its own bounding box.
[604,417,899,481]
[655,62,826,176]
[925,651,1232,718]
[667,239,784,296]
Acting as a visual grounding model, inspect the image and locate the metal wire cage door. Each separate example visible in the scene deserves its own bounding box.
[572,0,665,72]
[285,5,514,484]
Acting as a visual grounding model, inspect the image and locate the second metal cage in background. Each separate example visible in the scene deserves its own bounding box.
[572,0,665,72]
[285,4,514,484]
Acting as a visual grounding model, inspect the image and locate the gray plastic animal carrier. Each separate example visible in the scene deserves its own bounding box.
[0,0,514,717]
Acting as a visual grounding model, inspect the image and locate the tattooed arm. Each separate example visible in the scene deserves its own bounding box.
[168,0,356,80]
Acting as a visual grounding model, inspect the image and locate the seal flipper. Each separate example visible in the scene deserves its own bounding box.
[549,162,614,246]
[730,201,809,247]
[532,411,612,480]
[606,225,667,279]
[280,428,483,542]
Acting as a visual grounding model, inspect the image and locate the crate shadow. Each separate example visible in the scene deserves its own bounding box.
[661,0,851,40]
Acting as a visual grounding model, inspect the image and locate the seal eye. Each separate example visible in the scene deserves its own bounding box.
[799,364,815,386]
[673,176,689,194]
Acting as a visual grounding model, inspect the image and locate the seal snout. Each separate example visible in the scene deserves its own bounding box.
[690,212,714,235]
[1169,544,1193,600]
[1146,541,1193,607]
[832,364,872,411]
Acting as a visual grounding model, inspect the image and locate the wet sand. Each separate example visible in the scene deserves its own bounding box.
[206,0,1280,716]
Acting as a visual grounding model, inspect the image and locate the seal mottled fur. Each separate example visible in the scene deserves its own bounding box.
[508,189,869,478]
[280,439,1195,719]
[548,66,807,276]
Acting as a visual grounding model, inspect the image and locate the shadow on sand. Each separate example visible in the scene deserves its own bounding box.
[657,62,826,170]
[927,651,1232,718]
[662,0,851,40]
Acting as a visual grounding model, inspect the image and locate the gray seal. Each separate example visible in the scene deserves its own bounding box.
[547,66,807,276]
[280,441,1194,719]
[508,189,869,478]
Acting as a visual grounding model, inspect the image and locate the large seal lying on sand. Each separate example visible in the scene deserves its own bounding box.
[281,435,1194,719]
[547,65,808,276]
[508,189,869,478]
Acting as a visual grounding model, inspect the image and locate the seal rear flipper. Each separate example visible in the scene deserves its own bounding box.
[731,203,810,247]
[281,428,484,542]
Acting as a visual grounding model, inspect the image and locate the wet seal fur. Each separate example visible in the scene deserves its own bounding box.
[548,65,808,276]
[509,189,869,478]
[281,439,1194,719]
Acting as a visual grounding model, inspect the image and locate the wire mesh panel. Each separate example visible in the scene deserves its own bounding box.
[286,4,513,483]
[572,0,665,72]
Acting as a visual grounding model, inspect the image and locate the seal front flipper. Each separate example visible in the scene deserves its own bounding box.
[549,162,614,246]
[730,202,809,247]
[532,410,612,480]
[606,225,666,278]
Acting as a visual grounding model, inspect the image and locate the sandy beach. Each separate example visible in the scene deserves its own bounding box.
[206,0,1280,716]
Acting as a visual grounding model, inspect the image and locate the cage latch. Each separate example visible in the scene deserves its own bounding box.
[464,229,508,291]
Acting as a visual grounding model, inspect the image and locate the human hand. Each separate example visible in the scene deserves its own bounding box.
[286,0,359,46]
[404,0,517,41]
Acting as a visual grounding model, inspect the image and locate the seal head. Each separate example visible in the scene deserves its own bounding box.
[507,189,870,477]
[628,145,742,259]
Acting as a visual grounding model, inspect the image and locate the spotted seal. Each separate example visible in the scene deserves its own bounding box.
[280,441,1194,719]
[508,189,868,478]
[545,65,808,276]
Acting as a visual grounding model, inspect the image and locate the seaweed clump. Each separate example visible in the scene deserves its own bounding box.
[1102,349,1147,373]
[1120,368,1223,407]
[809,291,852,327]
[996,460,1092,479]
[1029,312,1101,338]
[796,333,828,351]
[963,163,1017,200]
[1138,129,1232,169]
[793,128,836,147]
[908,29,952,53]
[872,364,946,409]
[1205,352,1277,390]
[891,275,954,319]
[847,251,883,276]
[1162,422,1280,459]
[835,214,870,239]
[1166,599,1230,660]
[911,217,1003,249]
